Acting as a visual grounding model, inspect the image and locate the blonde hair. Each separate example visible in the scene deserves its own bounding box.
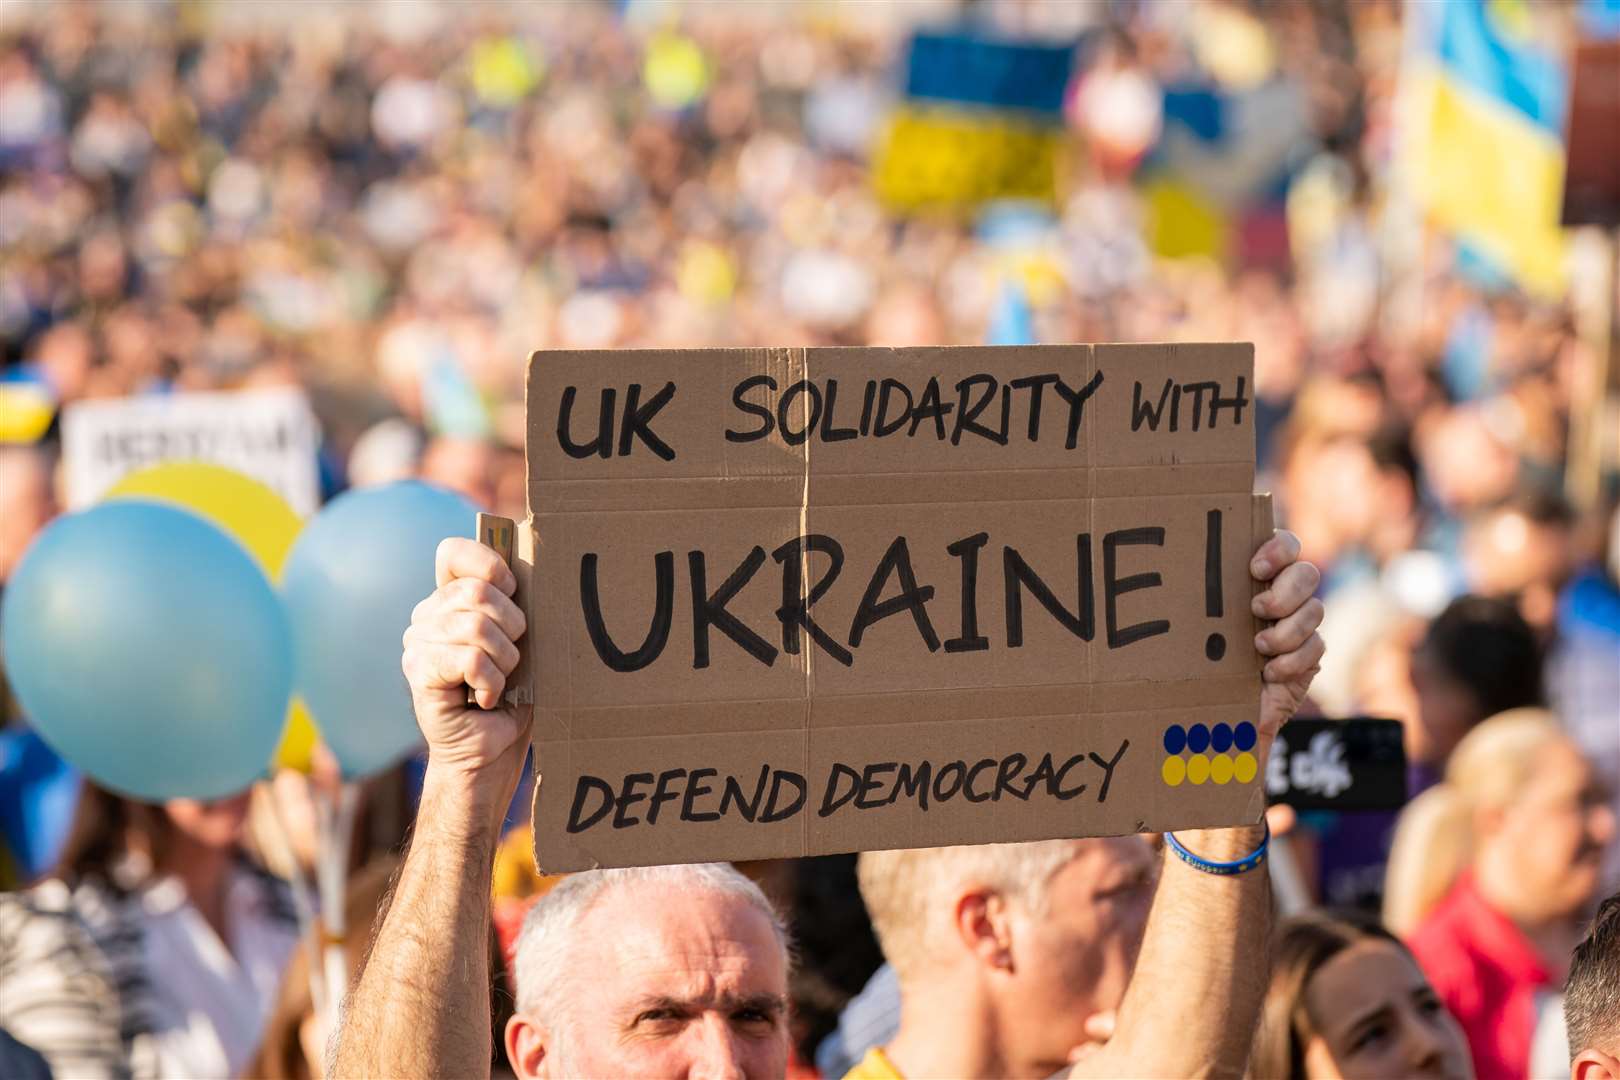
[857,840,1083,984]
[1383,709,1566,935]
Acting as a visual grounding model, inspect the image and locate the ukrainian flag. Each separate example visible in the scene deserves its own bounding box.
[1400,0,1569,296]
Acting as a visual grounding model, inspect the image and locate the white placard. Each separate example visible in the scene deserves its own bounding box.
[62,388,321,514]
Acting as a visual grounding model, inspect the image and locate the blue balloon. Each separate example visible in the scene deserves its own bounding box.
[0,729,81,881]
[1,502,292,802]
[281,481,477,778]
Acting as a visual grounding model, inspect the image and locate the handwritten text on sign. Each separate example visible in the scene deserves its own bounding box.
[61,388,321,514]
[517,344,1266,872]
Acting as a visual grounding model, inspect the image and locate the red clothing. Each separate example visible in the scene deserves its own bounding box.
[1407,873,1553,1080]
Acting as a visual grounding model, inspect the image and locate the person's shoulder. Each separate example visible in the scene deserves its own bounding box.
[0,887,92,969]
[841,1046,906,1080]
[6,878,128,949]
[1407,884,1472,952]
[1406,891,1487,1002]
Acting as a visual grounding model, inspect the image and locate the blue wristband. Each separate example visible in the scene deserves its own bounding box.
[1165,821,1270,876]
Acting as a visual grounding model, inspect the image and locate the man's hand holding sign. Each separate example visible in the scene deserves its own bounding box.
[333,343,1324,1080]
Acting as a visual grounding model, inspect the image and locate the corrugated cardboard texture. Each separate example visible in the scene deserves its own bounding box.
[521,343,1267,871]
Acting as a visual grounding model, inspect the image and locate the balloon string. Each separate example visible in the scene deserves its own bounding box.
[257,778,327,1023]
[315,781,361,1041]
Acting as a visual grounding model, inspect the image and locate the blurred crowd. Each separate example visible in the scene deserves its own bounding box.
[2,1,1618,1079]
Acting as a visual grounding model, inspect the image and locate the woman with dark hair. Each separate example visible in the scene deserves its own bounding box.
[13,783,299,1078]
[1251,910,1472,1080]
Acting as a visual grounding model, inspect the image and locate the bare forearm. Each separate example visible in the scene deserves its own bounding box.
[1075,822,1271,1079]
[329,768,499,1079]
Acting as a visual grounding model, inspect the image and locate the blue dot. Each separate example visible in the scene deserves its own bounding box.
[1211,723,1233,753]
[1163,725,1187,755]
[1235,722,1257,751]
[1187,723,1211,753]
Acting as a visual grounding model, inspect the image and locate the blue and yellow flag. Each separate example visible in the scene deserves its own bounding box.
[1400,0,1569,296]
[873,32,1075,213]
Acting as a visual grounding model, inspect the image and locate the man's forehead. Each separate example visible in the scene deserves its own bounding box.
[1045,836,1154,892]
[574,882,787,998]
[1072,835,1154,870]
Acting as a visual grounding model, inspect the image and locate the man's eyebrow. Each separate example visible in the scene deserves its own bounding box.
[629,995,688,1016]
[724,992,788,1016]
[626,991,788,1019]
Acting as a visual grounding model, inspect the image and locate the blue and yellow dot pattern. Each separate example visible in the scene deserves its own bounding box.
[1161,722,1258,787]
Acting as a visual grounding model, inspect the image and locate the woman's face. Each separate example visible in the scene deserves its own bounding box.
[1301,940,1473,1080]
[162,790,251,850]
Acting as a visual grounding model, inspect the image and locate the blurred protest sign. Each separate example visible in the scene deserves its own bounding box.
[874,31,1074,211]
[61,387,320,514]
[1264,718,1407,812]
[1561,38,1620,226]
[510,343,1268,872]
[1398,0,1568,296]
[1560,2,1620,509]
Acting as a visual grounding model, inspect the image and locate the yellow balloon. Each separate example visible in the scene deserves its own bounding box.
[106,463,303,577]
[104,462,316,772]
[275,700,319,773]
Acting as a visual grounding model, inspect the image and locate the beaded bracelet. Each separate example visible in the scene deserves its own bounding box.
[1165,820,1270,876]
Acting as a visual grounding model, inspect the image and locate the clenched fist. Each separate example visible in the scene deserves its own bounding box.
[402,538,529,779]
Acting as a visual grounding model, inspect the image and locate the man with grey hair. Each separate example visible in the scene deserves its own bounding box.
[332,527,1323,1078]
[503,864,792,1078]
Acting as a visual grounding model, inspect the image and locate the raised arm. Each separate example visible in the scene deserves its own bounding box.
[1073,530,1322,1079]
[329,539,529,1079]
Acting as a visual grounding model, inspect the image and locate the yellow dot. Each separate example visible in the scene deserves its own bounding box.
[1161,756,1186,787]
[1234,752,1258,784]
[1211,754,1234,785]
[1186,753,1210,785]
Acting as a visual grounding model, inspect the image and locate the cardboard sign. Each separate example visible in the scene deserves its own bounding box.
[513,343,1267,872]
[1265,717,1408,812]
[60,388,321,515]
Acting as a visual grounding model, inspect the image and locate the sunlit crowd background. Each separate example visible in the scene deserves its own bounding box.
[2,2,1617,1079]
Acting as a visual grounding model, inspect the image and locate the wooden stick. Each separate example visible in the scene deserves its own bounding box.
[467,513,517,707]
[256,778,326,1021]
[315,781,361,1037]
